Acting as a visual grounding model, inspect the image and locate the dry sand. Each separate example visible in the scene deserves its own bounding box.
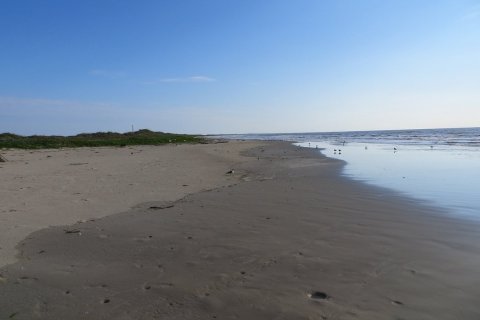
[1,141,480,319]
[0,141,263,268]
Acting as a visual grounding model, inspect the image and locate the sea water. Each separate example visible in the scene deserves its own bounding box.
[214,128,480,219]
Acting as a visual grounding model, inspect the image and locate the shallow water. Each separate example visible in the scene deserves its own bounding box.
[213,128,480,220]
[296,141,480,219]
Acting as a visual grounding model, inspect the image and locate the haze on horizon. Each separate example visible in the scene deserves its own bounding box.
[1,0,479,135]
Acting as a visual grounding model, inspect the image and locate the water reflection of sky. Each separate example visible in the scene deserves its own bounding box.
[296,142,480,220]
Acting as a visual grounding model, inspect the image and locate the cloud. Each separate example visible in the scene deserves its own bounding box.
[0,96,110,110]
[0,96,234,135]
[158,75,216,83]
[0,96,134,135]
[89,69,126,79]
[0,96,74,109]
[0,96,118,123]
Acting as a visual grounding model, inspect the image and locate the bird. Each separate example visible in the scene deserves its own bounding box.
[226,169,234,175]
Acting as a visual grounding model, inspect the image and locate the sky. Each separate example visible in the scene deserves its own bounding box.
[1,0,479,135]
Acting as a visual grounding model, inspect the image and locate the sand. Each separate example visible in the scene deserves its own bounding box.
[0,141,263,268]
[1,141,480,319]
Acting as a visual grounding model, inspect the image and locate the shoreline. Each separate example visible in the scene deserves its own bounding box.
[296,140,480,220]
[1,141,480,319]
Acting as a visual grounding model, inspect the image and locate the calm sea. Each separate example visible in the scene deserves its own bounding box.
[213,127,480,220]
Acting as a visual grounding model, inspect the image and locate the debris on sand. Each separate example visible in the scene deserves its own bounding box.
[68,162,89,166]
[64,229,81,234]
[308,291,329,300]
[149,204,174,210]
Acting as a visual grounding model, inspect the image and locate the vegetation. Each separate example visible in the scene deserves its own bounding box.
[0,129,204,149]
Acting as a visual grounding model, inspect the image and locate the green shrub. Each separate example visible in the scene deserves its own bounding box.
[0,130,204,149]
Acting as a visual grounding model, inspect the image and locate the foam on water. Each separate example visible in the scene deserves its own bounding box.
[216,127,480,148]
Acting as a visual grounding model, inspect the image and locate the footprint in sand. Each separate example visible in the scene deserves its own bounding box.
[143,284,152,290]
[16,276,39,284]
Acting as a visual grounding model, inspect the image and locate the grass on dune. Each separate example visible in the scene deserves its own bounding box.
[0,129,205,149]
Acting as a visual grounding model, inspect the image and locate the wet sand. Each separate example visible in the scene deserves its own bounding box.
[1,141,480,319]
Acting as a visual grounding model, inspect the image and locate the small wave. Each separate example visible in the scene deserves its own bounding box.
[213,127,480,149]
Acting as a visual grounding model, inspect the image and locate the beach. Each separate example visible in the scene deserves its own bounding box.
[1,140,480,319]
[0,141,263,268]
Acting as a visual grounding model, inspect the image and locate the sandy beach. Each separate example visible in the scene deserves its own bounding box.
[0,141,265,268]
[1,140,480,319]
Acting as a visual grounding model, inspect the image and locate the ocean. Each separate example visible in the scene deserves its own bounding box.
[213,127,480,220]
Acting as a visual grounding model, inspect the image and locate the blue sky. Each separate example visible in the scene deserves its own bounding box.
[1,0,479,135]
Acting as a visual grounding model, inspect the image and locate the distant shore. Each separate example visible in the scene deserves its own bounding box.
[1,141,480,319]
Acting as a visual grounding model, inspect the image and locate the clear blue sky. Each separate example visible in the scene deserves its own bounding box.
[1,0,479,135]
